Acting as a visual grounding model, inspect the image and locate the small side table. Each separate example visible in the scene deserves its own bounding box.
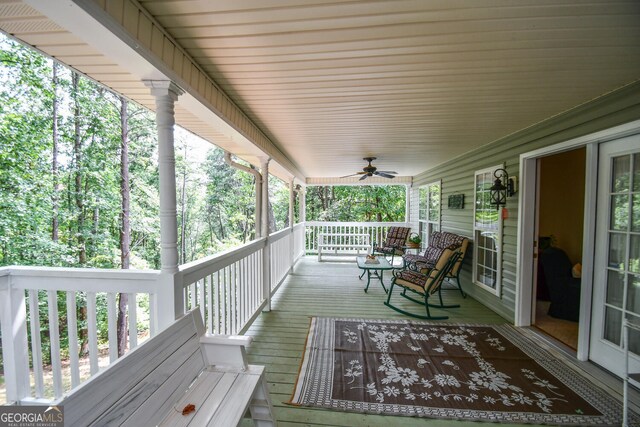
[402,245,421,255]
[356,256,395,293]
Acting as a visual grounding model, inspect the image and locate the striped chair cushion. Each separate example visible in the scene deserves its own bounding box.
[394,270,430,294]
[395,249,453,295]
[374,227,411,255]
[374,245,404,256]
[439,232,465,250]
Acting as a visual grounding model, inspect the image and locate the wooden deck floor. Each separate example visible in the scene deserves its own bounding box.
[243,256,545,427]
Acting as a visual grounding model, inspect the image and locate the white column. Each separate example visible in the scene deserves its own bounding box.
[289,178,295,272]
[0,277,30,403]
[299,186,306,257]
[300,186,306,223]
[143,80,184,329]
[261,157,271,311]
[289,178,295,228]
[261,158,270,238]
[405,184,411,224]
[255,173,263,238]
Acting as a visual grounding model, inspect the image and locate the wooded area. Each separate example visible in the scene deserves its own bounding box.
[0,35,292,271]
[0,35,290,368]
[0,35,406,379]
[305,185,406,222]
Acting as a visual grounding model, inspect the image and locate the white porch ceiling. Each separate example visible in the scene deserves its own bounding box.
[2,0,640,181]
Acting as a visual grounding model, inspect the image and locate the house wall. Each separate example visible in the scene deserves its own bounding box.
[538,148,586,265]
[410,81,640,322]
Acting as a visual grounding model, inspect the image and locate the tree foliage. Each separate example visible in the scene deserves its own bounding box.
[0,35,290,368]
[305,185,406,222]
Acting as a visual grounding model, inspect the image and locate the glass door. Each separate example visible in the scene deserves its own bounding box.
[589,134,640,377]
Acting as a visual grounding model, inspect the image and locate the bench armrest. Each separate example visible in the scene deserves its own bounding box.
[200,334,252,370]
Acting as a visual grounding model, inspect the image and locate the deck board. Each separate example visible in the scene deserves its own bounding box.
[244,256,551,427]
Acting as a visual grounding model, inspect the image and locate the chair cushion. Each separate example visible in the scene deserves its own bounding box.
[429,231,444,248]
[437,232,465,250]
[422,246,445,264]
[404,248,442,273]
[385,227,411,248]
[374,227,411,255]
[395,249,454,295]
[394,270,429,295]
[403,254,425,264]
[374,245,404,256]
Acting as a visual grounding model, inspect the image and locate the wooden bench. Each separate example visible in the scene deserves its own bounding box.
[57,309,274,427]
[317,232,370,261]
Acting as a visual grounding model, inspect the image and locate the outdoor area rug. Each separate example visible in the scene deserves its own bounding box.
[289,317,640,426]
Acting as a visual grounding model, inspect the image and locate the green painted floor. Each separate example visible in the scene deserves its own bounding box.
[242,256,559,427]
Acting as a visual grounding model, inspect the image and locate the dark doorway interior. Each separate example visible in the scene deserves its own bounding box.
[534,148,586,350]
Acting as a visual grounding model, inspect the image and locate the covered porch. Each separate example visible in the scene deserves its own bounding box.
[1,0,640,424]
[3,248,636,424]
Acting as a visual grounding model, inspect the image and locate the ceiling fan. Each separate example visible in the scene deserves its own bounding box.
[340,157,398,181]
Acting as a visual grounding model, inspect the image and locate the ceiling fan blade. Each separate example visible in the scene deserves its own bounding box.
[359,174,370,181]
[339,172,366,178]
[374,171,396,179]
[376,170,397,175]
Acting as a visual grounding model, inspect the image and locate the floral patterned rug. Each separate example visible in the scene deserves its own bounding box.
[289,318,639,426]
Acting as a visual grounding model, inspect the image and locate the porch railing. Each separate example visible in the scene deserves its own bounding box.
[305,221,410,254]
[1,224,305,405]
[270,228,292,292]
[293,222,306,260]
[178,224,304,335]
[180,238,266,336]
[0,266,159,403]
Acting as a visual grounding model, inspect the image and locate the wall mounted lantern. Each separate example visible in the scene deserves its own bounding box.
[489,168,515,210]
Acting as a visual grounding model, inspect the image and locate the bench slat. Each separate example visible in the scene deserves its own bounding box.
[59,313,201,426]
[156,370,226,427]
[160,370,238,427]
[89,336,204,426]
[204,369,263,427]
[118,349,206,427]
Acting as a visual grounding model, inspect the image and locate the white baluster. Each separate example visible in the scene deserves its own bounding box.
[207,275,214,333]
[28,290,44,397]
[107,293,117,363]
[87,292,99,375]
[214,271,220,334]
[128,293,137,350]
[47,290,63,398]
[66,291,80,387]
[199,279,205,324]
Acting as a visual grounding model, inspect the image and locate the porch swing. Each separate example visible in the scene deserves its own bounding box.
[384,249,462,320]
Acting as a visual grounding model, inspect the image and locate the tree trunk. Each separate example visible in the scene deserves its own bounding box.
[74,76,88,354]
[51,62,60,242]
[268,199,276,233]
[117,96,131,357]
[72,72,86,265]
[217,205,225,240]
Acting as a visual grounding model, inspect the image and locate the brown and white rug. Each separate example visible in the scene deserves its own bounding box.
[289,318,639,426]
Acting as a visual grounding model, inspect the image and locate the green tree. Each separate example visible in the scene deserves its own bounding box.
[306,185,406,222]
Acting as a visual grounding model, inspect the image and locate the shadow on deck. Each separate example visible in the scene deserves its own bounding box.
[243,256,527,427]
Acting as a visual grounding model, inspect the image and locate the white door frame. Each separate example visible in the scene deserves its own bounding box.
[515,119,640,361]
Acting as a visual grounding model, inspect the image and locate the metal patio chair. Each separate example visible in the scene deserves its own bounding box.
[372,226,411,265]
[385,249,461,320]
[403,231,468,297]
